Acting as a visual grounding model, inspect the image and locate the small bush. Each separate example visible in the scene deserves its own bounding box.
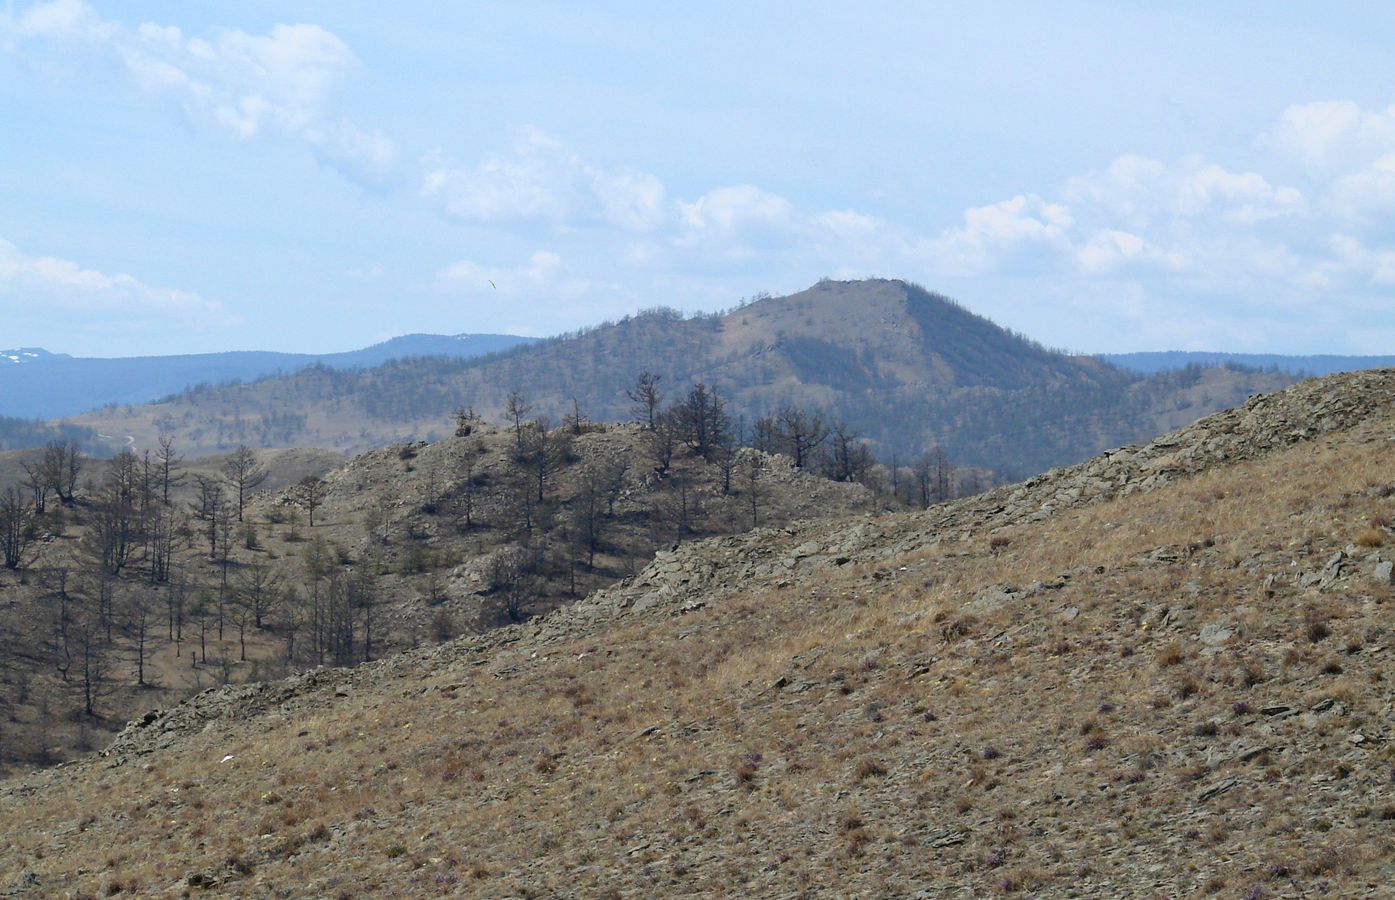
[1355,527,1385,548]
[855,758,887,779]
[1305,609,1332,643]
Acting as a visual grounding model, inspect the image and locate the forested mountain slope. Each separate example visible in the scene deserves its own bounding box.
[63,280,1295,479]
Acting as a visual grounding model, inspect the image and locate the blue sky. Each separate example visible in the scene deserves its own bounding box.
[2,1,1395,356]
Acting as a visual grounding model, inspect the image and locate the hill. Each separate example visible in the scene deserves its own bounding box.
[0,333,533,421]
[61,280,1296,480]
[1,370,1391,896]
[0,418,876,773]
[1103,351,1395,377]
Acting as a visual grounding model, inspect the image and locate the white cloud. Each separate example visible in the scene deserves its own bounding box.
[1328,234,1395,286]
[2,0,110,41]
[1267,100,1395,171]
[421,127,666,231]
[435,250,626,336]
[1328,152,1395,220]
[676,185,793,233]
[1063,155,1302,226]
[918,194,1072,276]
[2,1,397,184]
[0,238,223,323]
[1076,229,1185,275]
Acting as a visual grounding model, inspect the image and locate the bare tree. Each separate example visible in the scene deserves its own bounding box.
[42,440,83,506]
[519,423,570,503]
[19,458,48,515]
[295,476,328,527]
[568,459,609,569]
[155,432,184,506]
[674,382,730,462]
[190,474,225,558]
[451,443,483,530]
[562,396,587,434]
[0,487,35,570]
[776,406,828,470]
[235,560,282,630]
[824,420,874,484]
[121,589,155,686]
[505,390,531,452]
[627,371,663,429]
[223,445,267,522]
[83,451,144,575]
[646,409,679,476]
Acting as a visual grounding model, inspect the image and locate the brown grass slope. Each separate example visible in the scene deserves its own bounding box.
[61,279,1295,479]
[4,371,1395,897]
[0,425,874,774]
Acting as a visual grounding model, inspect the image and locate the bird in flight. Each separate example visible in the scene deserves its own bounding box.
[488,279,497,290]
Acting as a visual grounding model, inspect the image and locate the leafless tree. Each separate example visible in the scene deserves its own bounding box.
[505,390,531,452]
[776,406,828,470]
[295,476,328,527]
[42,440,83,505]
[223,445,267,522]
[19,458,48,515]
[155,432,184,505]
[627,371,663,429]
[190,474,225,558]
[0,487,35,570]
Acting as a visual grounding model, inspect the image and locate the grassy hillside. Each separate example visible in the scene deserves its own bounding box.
[61,280,1296,479]
[0,423,874,773]
[2,370,1391,896]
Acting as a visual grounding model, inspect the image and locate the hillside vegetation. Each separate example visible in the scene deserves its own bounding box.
[0,412,876,773]
[1,370,1392,896]
[62,280,1295,479]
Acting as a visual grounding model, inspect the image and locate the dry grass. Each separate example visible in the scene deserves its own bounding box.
[2,412,1394,895]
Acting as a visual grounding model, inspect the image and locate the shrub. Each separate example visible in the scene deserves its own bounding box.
[855,758,887,780]
[1355,527,1384,548]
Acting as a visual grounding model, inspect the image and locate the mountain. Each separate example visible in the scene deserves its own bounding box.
[1102,350,1395,377]
[61,279,1296,480]
[0,333,535,420]
[3,370,1392,895]
[0,348,65,365]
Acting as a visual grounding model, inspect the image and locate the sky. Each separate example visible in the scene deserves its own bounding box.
[2,1,1395,357]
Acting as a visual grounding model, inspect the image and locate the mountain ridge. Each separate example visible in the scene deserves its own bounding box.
[1102,350,1395,377]
[60,279,1297,480]
[0,333,535,420]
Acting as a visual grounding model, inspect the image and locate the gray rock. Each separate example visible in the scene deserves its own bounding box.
[1199,623,1233,646]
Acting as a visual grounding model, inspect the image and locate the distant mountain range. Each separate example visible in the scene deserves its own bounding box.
[1100,351,1395,376]
[59,279,1299,479]
[0,333,535,420]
